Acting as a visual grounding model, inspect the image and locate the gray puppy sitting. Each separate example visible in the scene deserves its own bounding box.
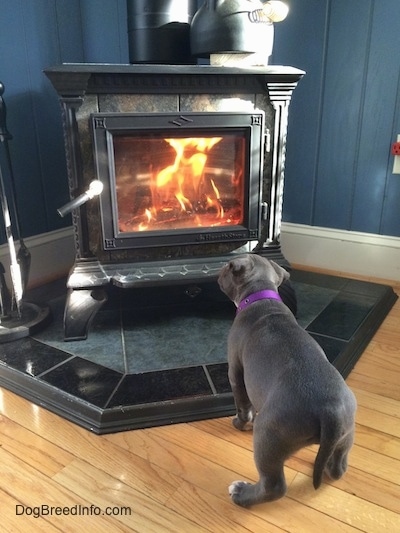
[218,253,357,507]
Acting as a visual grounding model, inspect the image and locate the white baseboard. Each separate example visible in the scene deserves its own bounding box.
[281,222,400,282]
[0,227,75,289]
[1,224,398,290]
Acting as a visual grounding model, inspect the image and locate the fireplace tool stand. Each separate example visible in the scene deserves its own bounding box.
[0,82,51,342]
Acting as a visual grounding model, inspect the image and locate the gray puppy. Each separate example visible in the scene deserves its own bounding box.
[218,253,357,507]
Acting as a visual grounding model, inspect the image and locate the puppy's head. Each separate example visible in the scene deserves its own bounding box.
[218,254,290,305]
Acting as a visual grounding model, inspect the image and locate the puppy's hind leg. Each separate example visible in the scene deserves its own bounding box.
[326,431,354,481]
[229,420,287,507]
[228,362,255,431]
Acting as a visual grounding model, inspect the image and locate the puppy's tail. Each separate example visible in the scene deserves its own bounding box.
[313,418,341,489]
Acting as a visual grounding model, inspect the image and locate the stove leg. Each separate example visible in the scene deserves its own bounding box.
[63,287,108,341]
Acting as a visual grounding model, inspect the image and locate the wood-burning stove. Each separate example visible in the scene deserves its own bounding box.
[45,64,304,340]
[91,111,263,249]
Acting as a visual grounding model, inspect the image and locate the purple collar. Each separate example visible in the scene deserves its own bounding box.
[236,289,282,314]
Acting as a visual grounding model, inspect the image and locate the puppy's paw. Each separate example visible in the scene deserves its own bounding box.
[232,409,255,431]
[229,480,250,496]
[232,416,246,430]
[229,481,252,507]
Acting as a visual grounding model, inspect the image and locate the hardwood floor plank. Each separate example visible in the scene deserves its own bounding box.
[322,465,400,515]
[288,434,400,490]
[0,488,62,533]
[105,424,298,504]
[0,392,182,506]
[164,477,358,533]
[347,444,400,486]
[0,447,128,532]
[290,446,400,514]
[188,416,254,451]
[137,422,259,471]
[288,472,400,532]
[370,321,400,344]
[354,425,400,461]
[355,348,400,374]
[351,387,400,417]
[347,372,400,401]
[54,459,209,533]
[164,480,286,533]
[0,410,73,477]
[192,411,400,514]
[355,406,400,439]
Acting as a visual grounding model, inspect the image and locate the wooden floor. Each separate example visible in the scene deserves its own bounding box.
[0,272,399,532]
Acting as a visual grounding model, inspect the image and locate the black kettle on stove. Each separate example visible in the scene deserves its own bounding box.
[190,0,288,59]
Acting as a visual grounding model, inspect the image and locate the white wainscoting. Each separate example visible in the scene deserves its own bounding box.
[0,227,75,289]
[281,223,400,282]
[1,223,399,290]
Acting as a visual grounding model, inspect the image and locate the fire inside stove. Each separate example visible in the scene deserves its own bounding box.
[91,112,263,250]
[114,134,245,233]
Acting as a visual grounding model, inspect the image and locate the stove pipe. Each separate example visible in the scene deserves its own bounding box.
[127,0,197,64]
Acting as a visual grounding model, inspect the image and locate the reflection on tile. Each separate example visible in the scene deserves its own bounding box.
[0,337,71,376]
[342,278,390,297]
[307,293,376,340]
[291,270,348,291]
[107,366,212,407]
[293,282,338,328]
[309,333,347,364]
[207,363,231,394]
[40,357,122,408]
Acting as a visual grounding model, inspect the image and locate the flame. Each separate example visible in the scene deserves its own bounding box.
[116,134,244,232]
[138,208,153,231]
[151,137,223,221]
[209,178,224,218]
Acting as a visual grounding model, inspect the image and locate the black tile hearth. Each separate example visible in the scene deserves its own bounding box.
[0,270,397,434]
[0,337,70,376]
[108,367,213,408]
[308,292,377,340]
[39,356,123,408]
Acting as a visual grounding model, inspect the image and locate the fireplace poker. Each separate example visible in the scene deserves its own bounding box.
[0,158,23,316]
[0,82,31,298]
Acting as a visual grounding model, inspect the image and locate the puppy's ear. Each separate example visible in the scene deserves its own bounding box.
[270,260,290,285]
[229,256,251,277]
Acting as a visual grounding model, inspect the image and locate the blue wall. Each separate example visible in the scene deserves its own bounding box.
[0,0,128,240]
[273,0,400,236]
[0,0,399,243]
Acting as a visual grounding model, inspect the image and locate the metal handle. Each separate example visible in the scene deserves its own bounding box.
[0,82,12,142]
[57,180,103,217]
